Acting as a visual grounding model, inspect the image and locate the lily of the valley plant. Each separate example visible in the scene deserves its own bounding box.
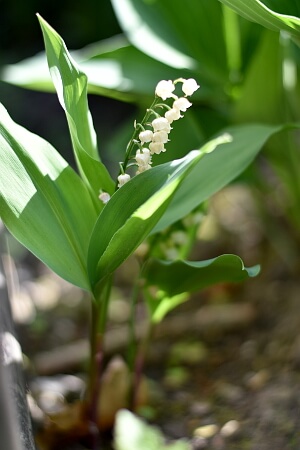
[0,14,282,444]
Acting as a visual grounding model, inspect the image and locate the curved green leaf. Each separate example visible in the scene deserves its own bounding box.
[1,36,220,104]
[37,15,114,199]
[115,409,189,450]
[218,0,300,41]
[144,254,260,322]
[0,103,97,291]
[152,123,283,233]
[111,0,228,83]
[87,135,230,289]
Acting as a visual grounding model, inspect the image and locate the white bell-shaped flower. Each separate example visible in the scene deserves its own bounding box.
[99,192,111,204]
[165,108,182,123]
[152,130,169,144]
[173,97,192,112]
[182,78,200,96]
[152,117,171,132]
[136,164,152,175]
[149,142,166,155]
[139,129,153,145]
[135,148,152,169]
[117,173,131,187]
[155,80,175,100]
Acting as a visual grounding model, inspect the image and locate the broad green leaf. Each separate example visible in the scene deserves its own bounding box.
[111,0,229,83]
[144,254,260,323]
[152,123,283,233]
[217,0,300,42]
[234,30,284,123]
[87,135,231,289]
[114,410,189,450]
[37,15,114,199]
[1,36,221,105]
[0,103,97,291]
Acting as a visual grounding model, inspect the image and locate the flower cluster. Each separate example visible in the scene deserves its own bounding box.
[100,78,200,202]
[135,78,199,170]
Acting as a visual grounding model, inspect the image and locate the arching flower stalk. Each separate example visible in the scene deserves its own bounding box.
[113,78,200,194]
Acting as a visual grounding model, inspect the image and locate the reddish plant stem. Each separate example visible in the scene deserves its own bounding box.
[131,321,152,411]
[86,277,112,449]
[87,302,104,449]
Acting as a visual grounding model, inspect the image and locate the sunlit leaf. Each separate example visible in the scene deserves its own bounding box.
[217,0,300,43]
[0,103,97,291]
[111,0,229,83]
[152,123,284,233]
[87,135,231,289]
[1,35,218,104]
[114,409,189,450]
[37,15,114,199]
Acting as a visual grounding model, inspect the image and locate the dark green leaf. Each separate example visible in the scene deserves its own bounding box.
[144,254,260,322]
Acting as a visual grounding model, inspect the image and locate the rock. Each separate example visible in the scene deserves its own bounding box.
[244,369,270,391]
[193,424,219,439]
[220,419,240,438]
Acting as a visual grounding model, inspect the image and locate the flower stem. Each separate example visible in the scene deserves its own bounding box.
[115,96,163,191]
[131,319,153,411]
[86,276,112,448]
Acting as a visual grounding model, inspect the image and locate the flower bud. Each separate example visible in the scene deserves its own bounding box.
[173,97,192,112]
[155,79,175,100]
[117,173,131,187]
[139,129,153,145]
[152,117,171,132]
[182,78,200,96]
[149,142,166,155]
[152,130,169,144]
[165,108,182,123]
[135,148,152,168]
[99,192,111,204]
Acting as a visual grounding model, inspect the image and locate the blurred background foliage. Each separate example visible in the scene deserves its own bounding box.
[1,0,300,267]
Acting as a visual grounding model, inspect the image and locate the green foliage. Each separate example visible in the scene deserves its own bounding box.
[0,15,292,298]
[144,255,260,323]
[1,6,294,446]
[153,124,282,233]
[87,135,232,288]
[0,103,96,291]
[114,410,190,450]
[37,15,114,201]
[217,0,300,42]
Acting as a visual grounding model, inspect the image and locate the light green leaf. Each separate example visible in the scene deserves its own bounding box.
[217,0,300,41]
[87,135,230,289]
[111,0,229,83]
[144,254,260,323]
[152,124,283,233]
[37,15,114,199]
[0,103,97,291]
[114,409,189,450]
[234,29,284,123]
[1,36,218,104]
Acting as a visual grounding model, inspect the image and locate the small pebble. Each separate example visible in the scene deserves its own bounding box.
[220,419,240,438]
[245,369,270,391]
[215,381,244,404]
[191,436,208,449]
[189,401,212,417]
[194,424,219,439]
